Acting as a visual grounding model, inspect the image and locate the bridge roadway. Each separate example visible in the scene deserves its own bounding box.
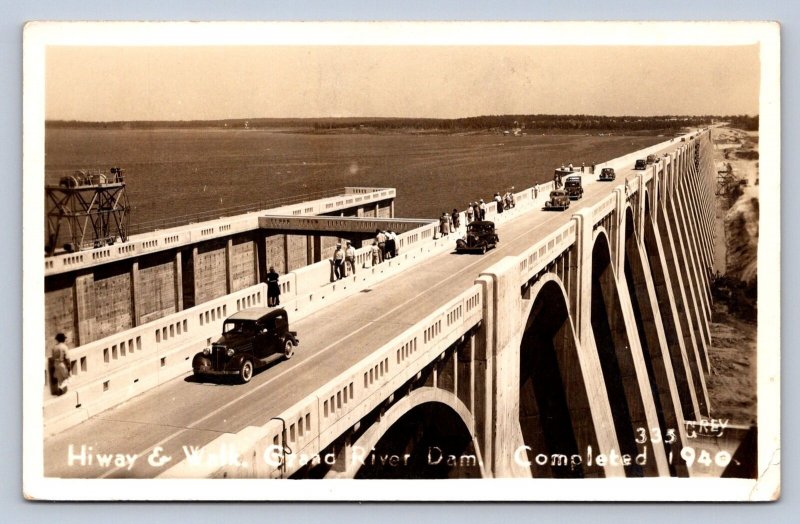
[44,141,685,479]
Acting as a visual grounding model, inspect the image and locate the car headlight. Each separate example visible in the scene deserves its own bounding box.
[202,347,211,356]
[226,348,235,357]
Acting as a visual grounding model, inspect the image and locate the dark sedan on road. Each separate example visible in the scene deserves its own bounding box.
[599,167,616,181]
[192,307,299,383]
[545,190,570,211]
[456,221,499,254]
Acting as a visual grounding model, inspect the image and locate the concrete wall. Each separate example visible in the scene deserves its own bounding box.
[44,190,395,347]
[137,252,178,324]
[92,264,133,340]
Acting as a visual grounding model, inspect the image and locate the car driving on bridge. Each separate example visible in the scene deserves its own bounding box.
[599,167,616,181]
[564,174,583,200]
[456,220,499,254]
[544,189,570,211]
[192,307,299,383]
[634,159,647,170]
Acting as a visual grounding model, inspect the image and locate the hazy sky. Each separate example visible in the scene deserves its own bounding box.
[46,45,760,121]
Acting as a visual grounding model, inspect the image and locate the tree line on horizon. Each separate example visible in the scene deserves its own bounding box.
[46,114,758,132]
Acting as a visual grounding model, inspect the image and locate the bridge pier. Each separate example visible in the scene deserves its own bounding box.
[624,203,691,476]
[656,161,711,417]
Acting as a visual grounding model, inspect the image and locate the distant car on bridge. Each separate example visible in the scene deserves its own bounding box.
[455,221,499,254]
[634,159,647,170]
[192,307,299,383]
[564,175,583,200]
[599,167,616,181]
[545,190,570,211]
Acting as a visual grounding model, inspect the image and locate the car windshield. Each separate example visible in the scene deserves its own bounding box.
[223,320,256,335]
[602,168,613,174]
[565,179,580,187]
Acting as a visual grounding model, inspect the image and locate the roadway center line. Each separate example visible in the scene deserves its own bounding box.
[97,194,590,478]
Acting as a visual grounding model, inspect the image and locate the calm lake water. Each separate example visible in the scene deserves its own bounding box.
[45,127,663,234]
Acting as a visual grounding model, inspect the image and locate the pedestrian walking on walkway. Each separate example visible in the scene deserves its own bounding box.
[466,203,474,223]
[451,208,460,230]
[479,200,487,221]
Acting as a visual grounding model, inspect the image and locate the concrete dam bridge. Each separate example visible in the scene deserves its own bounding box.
[41,130,724,480]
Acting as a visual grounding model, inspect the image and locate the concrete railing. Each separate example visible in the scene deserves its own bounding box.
[518,220,578,283]
[159,282,484,479]
[45,187,395,276]
[312,188,396,214]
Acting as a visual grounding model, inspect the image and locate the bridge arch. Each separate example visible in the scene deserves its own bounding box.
[345,387,483,479]
[519,273,602,478]
[590,227,655,476]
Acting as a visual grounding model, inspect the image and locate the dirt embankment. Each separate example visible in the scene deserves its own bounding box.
[706,125,759,425]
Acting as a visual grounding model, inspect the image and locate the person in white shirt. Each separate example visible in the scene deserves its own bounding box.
[332,244,345,280]
[345,241,357,275]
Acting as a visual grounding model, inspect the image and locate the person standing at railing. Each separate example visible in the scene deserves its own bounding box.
[466,203,474,224]
[51,333,72,395]
[386,231,397,259]
[267,266,281,306]
[333,244,345,280]
[375,229,387,262]
[370,240,380,267]
[494,193,504,214]
[451,208,460,231]
[478,200,486,221]
[345,242,357,275]
[439,212,450,237]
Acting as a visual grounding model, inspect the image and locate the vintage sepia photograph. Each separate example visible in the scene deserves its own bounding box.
[22,21,780,501]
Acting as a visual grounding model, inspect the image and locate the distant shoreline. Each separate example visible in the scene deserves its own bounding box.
[44,114,757,134]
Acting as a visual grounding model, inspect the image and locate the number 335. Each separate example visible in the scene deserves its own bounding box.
[635,427,677,444]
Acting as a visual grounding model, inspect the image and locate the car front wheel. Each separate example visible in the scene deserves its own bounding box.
[239,360,254,383]
[284,339,295,360]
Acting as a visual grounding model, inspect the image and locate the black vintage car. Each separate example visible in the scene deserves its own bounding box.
[545,190,570,211]
[563,175,583,200]
[634,159,647,170]
[599,167,616,181]
[192,307,299,383]
[456,221,499,254]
